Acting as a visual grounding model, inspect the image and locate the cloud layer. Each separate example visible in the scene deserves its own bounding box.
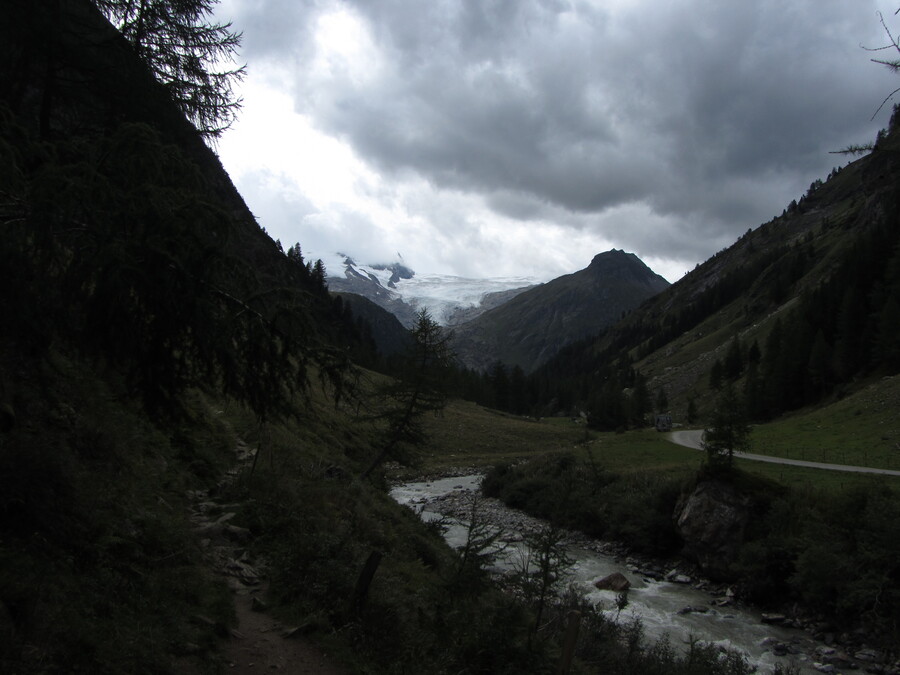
[216,0,898,281]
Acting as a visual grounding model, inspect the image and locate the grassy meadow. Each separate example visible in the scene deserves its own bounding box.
[418,379,900,495]
[750,374,900,471]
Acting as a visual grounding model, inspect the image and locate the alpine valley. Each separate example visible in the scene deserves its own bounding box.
[4,3,900,675]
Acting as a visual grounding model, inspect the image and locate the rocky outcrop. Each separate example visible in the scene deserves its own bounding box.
[594,572,631,592]
[673,480,752,579]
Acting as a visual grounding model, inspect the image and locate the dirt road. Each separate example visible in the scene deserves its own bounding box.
[667,429,900,476]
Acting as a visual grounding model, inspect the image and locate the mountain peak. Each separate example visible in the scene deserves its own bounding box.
[451,250,670,372]
[586,249,666,284]
[589,248,638,267]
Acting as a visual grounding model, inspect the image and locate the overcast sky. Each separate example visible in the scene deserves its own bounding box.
[213,0,898,283]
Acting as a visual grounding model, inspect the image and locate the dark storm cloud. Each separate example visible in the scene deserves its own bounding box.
[224,0,898,264]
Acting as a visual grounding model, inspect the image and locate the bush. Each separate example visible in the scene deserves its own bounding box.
[483,453,682,556]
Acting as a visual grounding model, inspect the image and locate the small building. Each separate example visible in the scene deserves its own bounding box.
[655,413,672,432]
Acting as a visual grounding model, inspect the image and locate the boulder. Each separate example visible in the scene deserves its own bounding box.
[677,606,710,615]
[594,572,630,592]
[673,480,753,579]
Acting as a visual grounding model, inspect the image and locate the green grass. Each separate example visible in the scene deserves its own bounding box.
[732,455,899,491]
[750,374,900,470]
[419,398,900,493]
[415,401,587,472]
[419,402,704,475]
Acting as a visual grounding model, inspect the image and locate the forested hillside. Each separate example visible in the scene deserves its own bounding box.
[478,110,900,428]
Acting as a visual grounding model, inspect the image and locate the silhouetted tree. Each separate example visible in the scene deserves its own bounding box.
[723,335,743,381]
[686,397,699,425]
[655,386,668,414]
[94,0,246,139]
[703,383,751,471]
[746,340,761,367]
[509,365,529,415]
[310,258,327,290]
[709,358,724,391]
[866,10,900,119]
[489,361,510,411]
[362,310,453,479]
[807,329,833,400]
[630,372,650,427]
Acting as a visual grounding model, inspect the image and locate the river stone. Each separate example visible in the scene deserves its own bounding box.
[855,648,881,662]
[594,572,630,592]
[677,605,710,615]
[673,480,753,579]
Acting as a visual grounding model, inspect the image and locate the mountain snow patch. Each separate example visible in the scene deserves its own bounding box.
[320,253,536,325]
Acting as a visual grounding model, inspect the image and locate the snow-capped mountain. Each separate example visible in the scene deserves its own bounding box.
[322,253,537,327]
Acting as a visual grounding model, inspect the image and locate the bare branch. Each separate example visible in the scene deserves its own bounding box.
[829,143,875,156]
[871,85,900,120]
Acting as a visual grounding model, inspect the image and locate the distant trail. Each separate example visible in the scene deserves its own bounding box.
[666,429,900,477]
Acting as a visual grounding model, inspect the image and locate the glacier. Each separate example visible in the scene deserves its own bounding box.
[319,252,537,326]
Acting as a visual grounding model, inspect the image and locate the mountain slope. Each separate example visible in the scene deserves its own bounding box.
[333,291,412,357]
[451,249,670,373]
[531,110,900,426]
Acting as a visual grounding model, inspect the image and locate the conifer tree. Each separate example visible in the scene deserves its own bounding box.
[686,397,699,425]
[630,372,650,427]
[703,383,750,471]
[361,310,453,479]
[709,358,724,391]
[489,361,510,411]
[509,365,529,415]
[723,335,743,381]
[655,386,668,414]
[94,0,246,139]
[807,330,833,400]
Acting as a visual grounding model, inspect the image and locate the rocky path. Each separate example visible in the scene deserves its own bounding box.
[668,429,900,476]
[187,441,347,674]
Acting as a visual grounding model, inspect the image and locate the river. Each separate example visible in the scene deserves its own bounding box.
[391,474,833,674]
